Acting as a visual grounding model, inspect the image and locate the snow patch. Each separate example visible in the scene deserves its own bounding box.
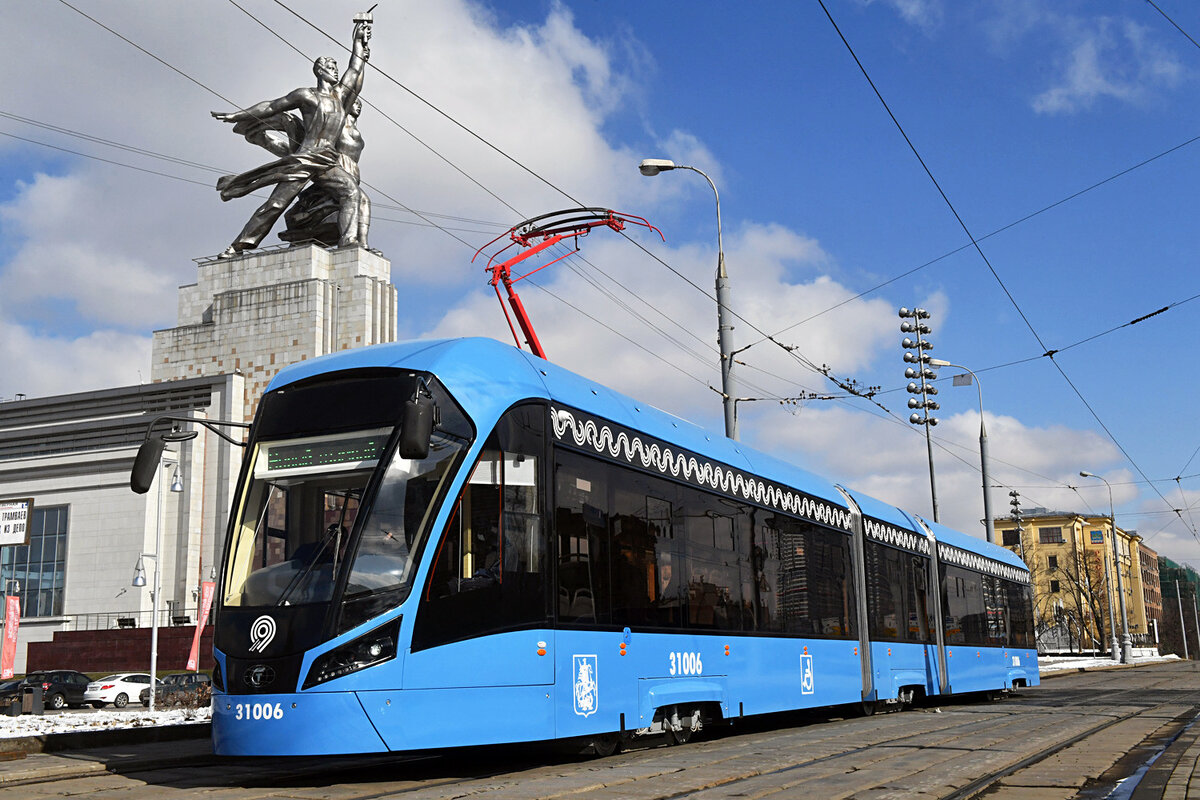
[0,706,210,739]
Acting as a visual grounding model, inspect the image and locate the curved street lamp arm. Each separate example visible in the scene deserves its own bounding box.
[142,414,251,448]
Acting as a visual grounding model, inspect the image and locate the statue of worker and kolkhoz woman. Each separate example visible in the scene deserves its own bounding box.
[211,9,378,259]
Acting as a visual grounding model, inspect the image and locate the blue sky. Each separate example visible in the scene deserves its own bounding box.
[2,0,1198,565]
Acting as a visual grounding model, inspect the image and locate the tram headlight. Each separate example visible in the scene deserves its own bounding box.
[302,616,401,690]
[211,664,224,693]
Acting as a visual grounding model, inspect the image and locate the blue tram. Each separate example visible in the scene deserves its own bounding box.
[209,337,1037,756]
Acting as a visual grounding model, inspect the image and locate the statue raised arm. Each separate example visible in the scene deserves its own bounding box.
[211,13,375,259]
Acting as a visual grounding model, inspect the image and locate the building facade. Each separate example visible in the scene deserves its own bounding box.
[999,509,1150,655]
[0,375,244,672]
[0,244,398,672]
[1139,540,1163,645]
[152,244,397,421]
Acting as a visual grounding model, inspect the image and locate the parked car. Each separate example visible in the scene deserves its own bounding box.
[138,677,164,707]
[140,672,211,707]
[0,679,23,705]
[22,669,91,709]
[85,673,153,708]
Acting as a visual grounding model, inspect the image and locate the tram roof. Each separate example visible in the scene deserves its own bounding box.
[268,337,1022,568]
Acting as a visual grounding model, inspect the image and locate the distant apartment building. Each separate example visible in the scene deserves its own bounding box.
[999,508,1150,654]
[1139,541,1162,646]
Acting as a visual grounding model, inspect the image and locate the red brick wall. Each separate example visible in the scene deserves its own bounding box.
[26,626,215,674]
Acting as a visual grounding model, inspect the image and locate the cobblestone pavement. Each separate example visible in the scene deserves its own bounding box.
[0,660,1197,799]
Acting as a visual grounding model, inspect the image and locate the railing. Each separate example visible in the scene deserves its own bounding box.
[58,607,207,632]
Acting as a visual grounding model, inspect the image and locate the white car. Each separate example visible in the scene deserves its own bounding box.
[84,673,153,708]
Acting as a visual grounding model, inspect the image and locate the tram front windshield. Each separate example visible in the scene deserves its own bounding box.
[223,427,466,615]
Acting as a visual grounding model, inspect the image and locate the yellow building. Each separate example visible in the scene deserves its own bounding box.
[998,509,1149,654]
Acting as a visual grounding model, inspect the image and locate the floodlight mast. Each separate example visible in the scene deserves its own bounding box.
[473,208,664,359]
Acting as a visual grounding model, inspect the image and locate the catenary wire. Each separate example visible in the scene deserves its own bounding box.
[819,0,1198,541]
[220,0,796,395]
[751,132,1200,348]
[44,0,1187,539]
[50,1,772,402]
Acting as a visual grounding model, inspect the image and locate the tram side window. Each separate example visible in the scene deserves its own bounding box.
[413,405,547,651]
[682,495,748,632]
[774,516,855,638]
[552,447,851,638]
[556,452,611,625]
[750,518,781,632]
[865,541,901,639]
[941,565,988,646]
[864,542,935,643]
[1004,579,1036,649]
[609,475,677,628]
[983,574,1008,647]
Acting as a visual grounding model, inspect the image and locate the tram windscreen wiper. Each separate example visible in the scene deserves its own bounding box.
[276,489,360,607]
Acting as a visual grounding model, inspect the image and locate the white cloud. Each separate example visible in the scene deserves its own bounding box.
[860,0,944,31]
[0,319,150,400]
[757,401,1123,541]
[2,0,1170,564]
[1032,18,1183,114]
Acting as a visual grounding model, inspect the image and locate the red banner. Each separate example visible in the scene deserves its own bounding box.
[1,595,20,680]
[186,581,216,672]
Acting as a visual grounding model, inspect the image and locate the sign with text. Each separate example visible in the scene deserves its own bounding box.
[0,499,33,547]
[186,581,216,672]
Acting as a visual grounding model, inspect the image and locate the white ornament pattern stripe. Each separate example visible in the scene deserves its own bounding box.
[550,406,851,531]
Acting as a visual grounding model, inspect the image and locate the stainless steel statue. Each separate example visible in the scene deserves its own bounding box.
[212,12,373,258]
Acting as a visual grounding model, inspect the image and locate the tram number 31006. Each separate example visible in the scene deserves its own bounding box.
[232,702,286,721]
[669,651,703,676]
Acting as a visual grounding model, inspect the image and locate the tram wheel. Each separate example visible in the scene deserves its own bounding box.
[588,733,621,757]
[860,700,877,717]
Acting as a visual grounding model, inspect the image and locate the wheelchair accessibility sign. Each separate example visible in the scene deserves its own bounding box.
[800,653,815,695]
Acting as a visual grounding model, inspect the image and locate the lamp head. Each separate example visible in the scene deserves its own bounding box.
[639,158,676,176]
[1080,470,1094,478]
[170,466,183,493]
[132,558,147,588]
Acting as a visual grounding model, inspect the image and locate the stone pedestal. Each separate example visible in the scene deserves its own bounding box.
[151,244,397,419]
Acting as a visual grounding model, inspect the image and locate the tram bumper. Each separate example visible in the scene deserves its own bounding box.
[212,691,388,755]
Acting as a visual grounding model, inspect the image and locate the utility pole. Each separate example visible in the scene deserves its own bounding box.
[1177,582,1189,660]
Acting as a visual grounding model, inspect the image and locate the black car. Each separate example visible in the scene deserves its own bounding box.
[22,669,91,709]
[0,679,23,705]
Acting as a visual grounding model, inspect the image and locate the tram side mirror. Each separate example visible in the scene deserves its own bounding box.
[398,395,435,460]
[130,435,167,494]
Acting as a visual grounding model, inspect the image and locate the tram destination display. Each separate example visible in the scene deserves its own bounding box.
[259,430,389,478]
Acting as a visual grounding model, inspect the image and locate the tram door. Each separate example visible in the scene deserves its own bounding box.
[407,405,554,689]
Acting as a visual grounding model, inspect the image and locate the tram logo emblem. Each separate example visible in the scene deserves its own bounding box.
[244,664,276,689]
[800,654,815,695]
[572,654,598,717]
[249,615,277,653]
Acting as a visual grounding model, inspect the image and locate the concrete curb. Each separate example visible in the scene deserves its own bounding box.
[0,720,210,756]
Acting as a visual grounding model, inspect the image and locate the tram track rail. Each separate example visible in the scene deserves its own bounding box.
[7,663,1199,799]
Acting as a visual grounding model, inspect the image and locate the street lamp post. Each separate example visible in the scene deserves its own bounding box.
[1080,471,1132,663]
[929,359,994,544]
[639,158,737,440]
[133,460,182,712]
[1177,582,1190,660]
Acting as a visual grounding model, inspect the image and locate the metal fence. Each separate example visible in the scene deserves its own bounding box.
[67,607,206,631]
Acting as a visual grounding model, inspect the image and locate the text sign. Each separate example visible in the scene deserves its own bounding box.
[0,499,33,547]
